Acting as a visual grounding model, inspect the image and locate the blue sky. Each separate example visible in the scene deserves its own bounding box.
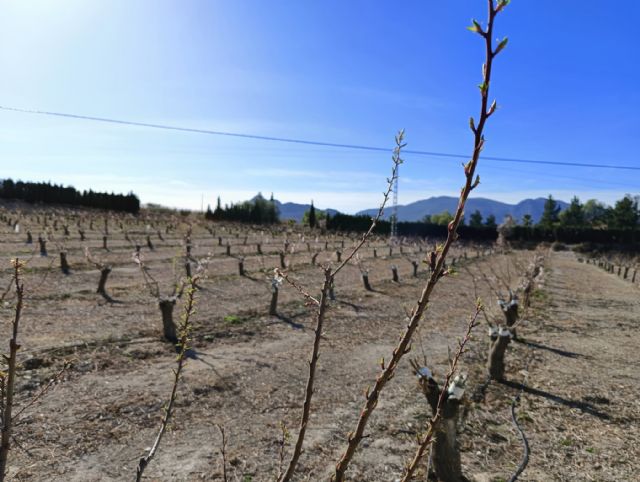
[0,0,638,212]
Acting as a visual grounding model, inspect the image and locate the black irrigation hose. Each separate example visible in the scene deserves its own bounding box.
[507,391,530,482]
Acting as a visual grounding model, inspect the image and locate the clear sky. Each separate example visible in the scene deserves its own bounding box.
[0,0,638,212]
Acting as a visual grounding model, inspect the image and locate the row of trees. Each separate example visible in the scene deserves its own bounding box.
[205,193,279,224]
[0,179,140,213]
[539,194,639,230]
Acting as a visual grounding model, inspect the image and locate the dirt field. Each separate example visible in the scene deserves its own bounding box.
[0,207,638,481]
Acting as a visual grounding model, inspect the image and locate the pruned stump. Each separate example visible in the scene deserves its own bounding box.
[79,229,85,241]
[362,272,372,291]
[38,237,47,257]
[147,235,154,251]
[238,259,245,277]
[159,297,178,343]
[269,282,279,316]
[499,296,519,339]
[413,364,466,482]
[391,265,399,282]
[411,261,418,277]
[256,243,262,255]
[311,252,319,266]
[336,250,342,262]
[487,327,511,381]
[59,252,70,275]
[279,252,287,269]
[97,266,112,300]
[26,231,32,244]
[102,235,108,251]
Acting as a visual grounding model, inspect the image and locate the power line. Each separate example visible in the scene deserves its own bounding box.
[1,104,639,172]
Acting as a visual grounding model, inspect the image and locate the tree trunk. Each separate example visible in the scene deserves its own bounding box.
[59,252,70,275]
[97,266,112,299]
[26,231,32,244]
[279,252,287,269]
[159,298,178,343]
[362,273,372,291]
[501,299,519,339]
[38,237,47,256]
[487,329,511,380]
[147,235,154,250]
[269,285,278,316]
[411,261,418,277]
[391,265,399,282]
[102,235,108,250]
[238,260,245,276]
[416,369,464,482]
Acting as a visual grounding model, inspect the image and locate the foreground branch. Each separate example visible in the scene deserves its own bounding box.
[0,259,25,481]
[402,305,482,481]
[278,133,404,482]
[136,276,199,481]
[332,2,508,479]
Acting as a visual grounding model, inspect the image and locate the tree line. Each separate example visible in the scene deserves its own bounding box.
[0,178,140,213]
[205,193,279,224]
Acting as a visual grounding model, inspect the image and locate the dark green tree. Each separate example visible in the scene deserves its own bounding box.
[431,211,454,225]
[559,196,585,227]
[583,199,608,227]
[539,195,561,228]
[308,200,317,228]
[484,214,497,228]
[469,209,483,227]
[521,214,533,227]
[609,194,639,229]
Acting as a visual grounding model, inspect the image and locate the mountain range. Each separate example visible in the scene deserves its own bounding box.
[271,195,568,224]
[272,199,339,222]
[356,196,569,224]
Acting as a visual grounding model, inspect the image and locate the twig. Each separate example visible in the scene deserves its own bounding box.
[273,269,320,307]
[135,276,199,481]
[0,259,25,481]
[278,133,405,482]
[11,362,70,423]
[332,130,404,279]
[332,2,508,479]
[401,303,482,480]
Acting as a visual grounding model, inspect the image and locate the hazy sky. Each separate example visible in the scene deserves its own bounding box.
[0,1,638,212]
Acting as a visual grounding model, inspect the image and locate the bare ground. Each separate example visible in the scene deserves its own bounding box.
[1,221,639,481]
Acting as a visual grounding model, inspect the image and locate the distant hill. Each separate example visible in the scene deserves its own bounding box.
[275,200,339,222]
[250,195,339,222]
[356,196,569,224]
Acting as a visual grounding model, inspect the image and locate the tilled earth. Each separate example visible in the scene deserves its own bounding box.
[1,219,638,481]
